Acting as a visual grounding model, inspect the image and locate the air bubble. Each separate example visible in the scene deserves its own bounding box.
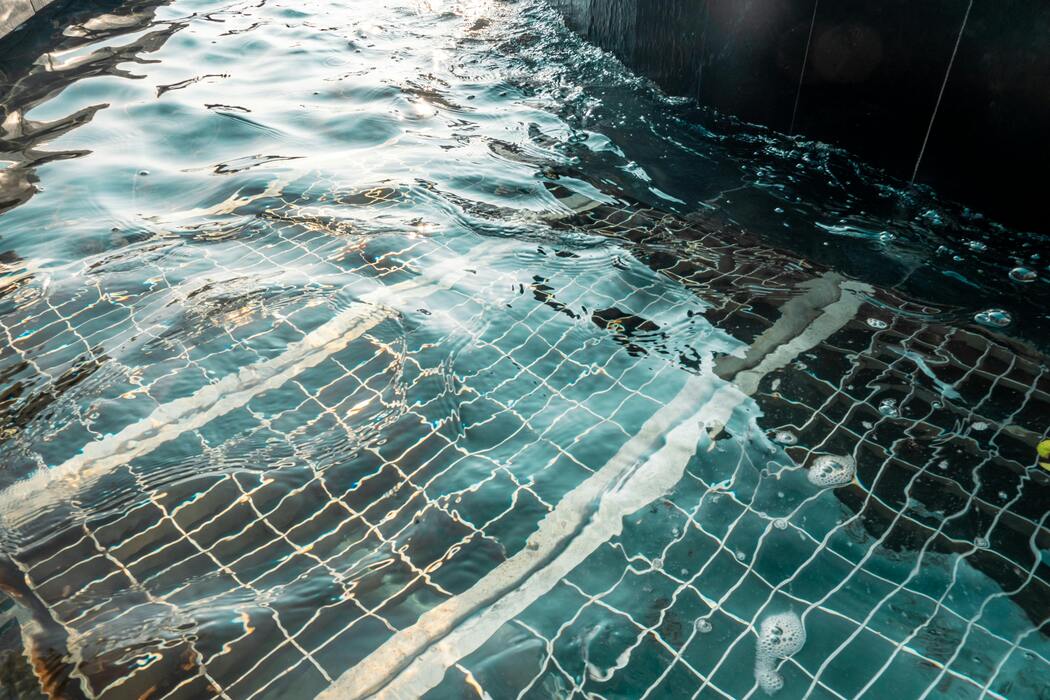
[974,537,989,549]
[806,454,856,488]
[974,309,1011,328]
[1009,267,1037,283]
[772,430,797,446]
[879,399,899,417]
[773,519,788,530]
[695,619,713,634]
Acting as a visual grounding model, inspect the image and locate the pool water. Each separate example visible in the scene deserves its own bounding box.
[0,1,1047,698]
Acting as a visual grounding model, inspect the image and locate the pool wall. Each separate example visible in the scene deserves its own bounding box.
[551,0,1050,234]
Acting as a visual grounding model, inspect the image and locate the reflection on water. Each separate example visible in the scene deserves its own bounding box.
[0,1,1047,698]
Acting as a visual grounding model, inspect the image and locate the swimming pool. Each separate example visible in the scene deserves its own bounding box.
[0,1,1047,698]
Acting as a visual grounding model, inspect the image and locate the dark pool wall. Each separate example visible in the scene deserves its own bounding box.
[552,0,1050,234]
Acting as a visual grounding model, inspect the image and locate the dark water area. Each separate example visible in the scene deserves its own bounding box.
[551,0,1050,241]
[0,1,1047,699]
[492,6,1050,351]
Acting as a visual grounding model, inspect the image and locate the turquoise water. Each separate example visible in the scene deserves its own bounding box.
[0,1,1048,699]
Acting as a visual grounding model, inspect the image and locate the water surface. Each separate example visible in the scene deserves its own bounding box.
[0,1,1047,698]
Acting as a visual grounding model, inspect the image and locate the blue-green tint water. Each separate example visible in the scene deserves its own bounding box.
[0,1,1047,699]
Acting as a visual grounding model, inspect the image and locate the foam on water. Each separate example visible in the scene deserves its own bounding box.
[878,398,900,417]
[806,454,857,488]
[754,611,806,695]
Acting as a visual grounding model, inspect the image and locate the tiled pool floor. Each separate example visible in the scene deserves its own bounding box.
[0,1,1047,698]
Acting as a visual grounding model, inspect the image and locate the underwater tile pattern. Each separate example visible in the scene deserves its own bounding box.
[2,183,1048,700]
[439,202,1050,700]
[0,180,728,698]
[0,1,1048,699]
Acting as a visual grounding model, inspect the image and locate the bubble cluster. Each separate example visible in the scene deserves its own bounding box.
[806,454,856,488]
[878,398,898,417]
[974,309,1012,328]
[773,430,798,446]
[866,317,888,329]
[754,612,806,695]
[755,666,784,694]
